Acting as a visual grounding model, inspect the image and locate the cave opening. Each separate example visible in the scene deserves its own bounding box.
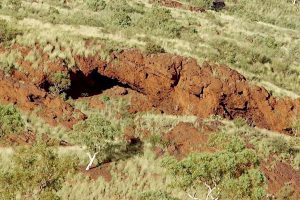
[66,70,129,99]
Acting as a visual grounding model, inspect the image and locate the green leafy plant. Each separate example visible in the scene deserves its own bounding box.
[49,72,71,94]
[72,114,128,169]
[145,41,165,54]
[0,104,24,138]
[101,95,110,102]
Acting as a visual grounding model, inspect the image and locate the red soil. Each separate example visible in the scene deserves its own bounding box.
[80,163,112,182]
[0,71,85,128]
[163,122,217,158]
[262,161,300,199]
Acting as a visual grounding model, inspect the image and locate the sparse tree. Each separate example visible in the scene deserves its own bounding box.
[72,115,128,171]
[0,143,78,199]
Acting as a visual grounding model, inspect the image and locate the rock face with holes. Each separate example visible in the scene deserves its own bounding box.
[0,46,299,133]
[101,49,300,133]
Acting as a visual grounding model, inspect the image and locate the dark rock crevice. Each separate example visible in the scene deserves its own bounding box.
[66,69,130,99]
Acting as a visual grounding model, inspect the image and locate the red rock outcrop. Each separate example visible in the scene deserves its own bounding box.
[0,71,85,128]
[0,46,299,133]
[101,49,300,133]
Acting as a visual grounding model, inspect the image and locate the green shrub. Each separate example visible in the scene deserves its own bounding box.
[0,104,24,138]
[49,72,71,94]
[86,0,106,11]
[256,137,291,157]
[112,11,132,27]
[101,95,110,102]
[0,50,23,74]
[209,131,245,152]
[0,143,78,199]
[106,0,137,13]
[0,19,20,43]
[138,7,182,38]
[72,114,128,165]
[162,147,265,199]
[145,41,165,54]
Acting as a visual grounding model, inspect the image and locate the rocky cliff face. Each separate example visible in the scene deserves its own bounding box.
[0,47,299,133]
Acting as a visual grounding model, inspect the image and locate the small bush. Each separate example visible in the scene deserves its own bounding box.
[0,19,20,43]
[138,7,182,38]
[0,143,78,199]
[86,0,106,11]
[0,50,23,74]
[257,137,290,157]
[101,95,110,102]
[162,147,265,199]
[49,72,71,94]
[145,42,165,54]
[112,11,132,27]
[0,104,24,138]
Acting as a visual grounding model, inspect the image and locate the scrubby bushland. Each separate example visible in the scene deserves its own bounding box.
[0,143,78,199]
[0,104,25,138]
[163,138,266,200]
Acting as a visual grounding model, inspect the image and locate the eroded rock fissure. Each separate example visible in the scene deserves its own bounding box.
[66,69,130,99]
